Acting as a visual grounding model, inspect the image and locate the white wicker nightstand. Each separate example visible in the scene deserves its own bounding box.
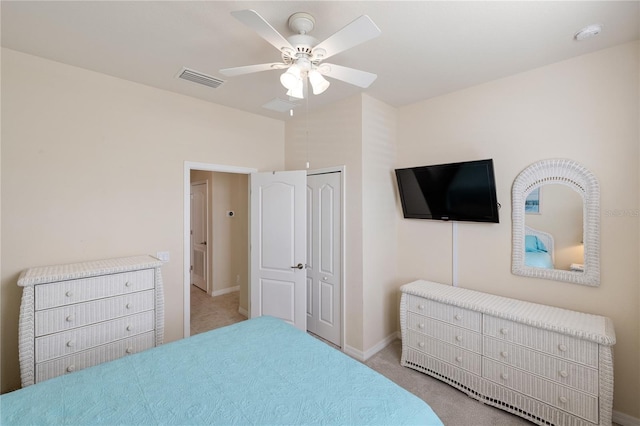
[400,280,616,426]
[17,255,164,387]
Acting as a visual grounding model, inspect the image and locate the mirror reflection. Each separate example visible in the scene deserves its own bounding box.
[523,184,584,272]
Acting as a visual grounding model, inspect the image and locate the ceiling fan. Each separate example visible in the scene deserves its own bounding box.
[219,10,381,100]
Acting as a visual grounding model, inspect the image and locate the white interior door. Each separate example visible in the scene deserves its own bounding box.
[190,182,208,291]
[306,172,341,345]
[250,170,306,330]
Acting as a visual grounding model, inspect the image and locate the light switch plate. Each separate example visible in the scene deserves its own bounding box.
[156,251,170,262]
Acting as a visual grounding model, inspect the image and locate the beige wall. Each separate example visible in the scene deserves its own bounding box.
[230,173,249,313]
[1,48,284,393]
[285,95,365,351]
[396,42,640,418]
[361,95,398,351]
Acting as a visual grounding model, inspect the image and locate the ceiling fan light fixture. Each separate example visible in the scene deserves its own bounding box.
[286,79,304,99]
[309,70,330,95]
[280,66,302,90]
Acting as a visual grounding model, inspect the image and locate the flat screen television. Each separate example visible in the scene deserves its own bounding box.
[395,159,499,223]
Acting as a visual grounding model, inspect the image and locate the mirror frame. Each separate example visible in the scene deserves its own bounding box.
[512,159,600,286]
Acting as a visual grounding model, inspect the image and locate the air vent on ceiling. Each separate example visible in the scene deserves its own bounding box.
[262,98,300,113]
[177,67,225,89]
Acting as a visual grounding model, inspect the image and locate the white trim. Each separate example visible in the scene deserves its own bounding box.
[307,166,346,350]
[614,410,640,426]
[212,286,240,297]
[183,161,257,338]
[343,331,400,362]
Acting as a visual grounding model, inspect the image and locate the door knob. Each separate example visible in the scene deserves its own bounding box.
[291,263,304,269]
[200,241,207,245]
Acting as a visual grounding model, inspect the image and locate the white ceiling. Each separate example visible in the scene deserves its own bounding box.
[2,1,639,121]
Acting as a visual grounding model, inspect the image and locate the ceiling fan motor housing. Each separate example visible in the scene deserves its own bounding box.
[288,12,315,34]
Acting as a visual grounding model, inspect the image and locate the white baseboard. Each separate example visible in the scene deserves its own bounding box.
[614,410,640,426]
[212,285,239,297]
[343,331,400,362]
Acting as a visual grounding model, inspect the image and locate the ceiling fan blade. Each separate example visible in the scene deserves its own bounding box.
[231,9,294,52]
[220,63,288,77]
[312,15,381,60]
[320,63,377,88]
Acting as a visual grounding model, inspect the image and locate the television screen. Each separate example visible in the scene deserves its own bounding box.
[395,159,499,223]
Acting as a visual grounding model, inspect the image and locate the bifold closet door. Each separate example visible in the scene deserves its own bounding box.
[306,172,341,346]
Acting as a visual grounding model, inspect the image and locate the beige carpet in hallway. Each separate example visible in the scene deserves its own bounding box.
[190,285,246,335]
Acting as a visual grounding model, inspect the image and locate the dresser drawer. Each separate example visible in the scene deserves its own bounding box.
[405,295,481,332]
[483,337,598,395]
[407,312,481,353]
[483,358,598,423]
[35,290,155,336]
[483,316,598,367]
[35,332,155,382]
[35,269,155,310]
[406,330,482,374]
[35,311,155,362]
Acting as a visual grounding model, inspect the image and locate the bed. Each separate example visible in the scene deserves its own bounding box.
[524,225,555,269]
[1,316,442,425]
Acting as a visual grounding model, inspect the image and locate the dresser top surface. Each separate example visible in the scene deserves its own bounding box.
[18,255,162,287]
[401,280,616,346]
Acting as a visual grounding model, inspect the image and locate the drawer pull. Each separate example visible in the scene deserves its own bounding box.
[125,281,132,287]
[455,335,463,342]
[500,373,509,380]
[418,304,425,310]
[559,370,569,378]
[66,365,75,373]
[559,396,568,404]
[500,328,509,335]
[65,290,73,297]
[125,347,133,354]
[126,325,133,331]
[66,340,75,348]
[65,315,75,322]
[500,351,509,358]
[558,344,567,352]
[126,303,132,309]
[418,342,425,348]
[454,314,462,321]
[455,356,463,363]
[418,323,425,329]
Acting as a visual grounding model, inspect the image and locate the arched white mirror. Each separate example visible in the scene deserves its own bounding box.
[512,159,600,286]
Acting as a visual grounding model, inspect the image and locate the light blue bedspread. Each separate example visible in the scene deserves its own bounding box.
[1,316,442,425]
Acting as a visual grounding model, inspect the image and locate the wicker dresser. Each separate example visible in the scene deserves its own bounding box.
[17,255,164,387]
[400,280,616,426]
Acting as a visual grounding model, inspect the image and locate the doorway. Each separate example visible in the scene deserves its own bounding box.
[190,180,208,292]
[183,162,345,349]
[183,163,256,337]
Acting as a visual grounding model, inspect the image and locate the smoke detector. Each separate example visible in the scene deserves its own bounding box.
[574,24,603,41]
